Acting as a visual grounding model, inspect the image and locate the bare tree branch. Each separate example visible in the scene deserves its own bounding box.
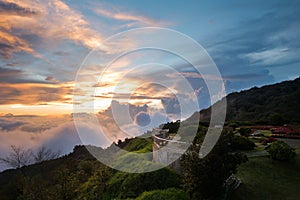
[0,145,31,168]
[0,145,61,169]
[31,146,61,163]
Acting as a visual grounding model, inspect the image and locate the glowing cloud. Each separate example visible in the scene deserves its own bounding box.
[0,0,104,59]
[94,7,168,27]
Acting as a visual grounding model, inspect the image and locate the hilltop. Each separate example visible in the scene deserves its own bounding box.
[190,77,300,124]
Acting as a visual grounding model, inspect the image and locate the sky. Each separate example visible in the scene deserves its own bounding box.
[0,0,300,170]
[0,0,299,115]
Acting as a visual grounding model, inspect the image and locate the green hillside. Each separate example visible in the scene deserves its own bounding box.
[0,140,184,200]
[0,127,247,200]
[193,77,300,124]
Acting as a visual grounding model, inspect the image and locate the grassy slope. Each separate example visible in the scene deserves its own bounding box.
[231,146,300,200]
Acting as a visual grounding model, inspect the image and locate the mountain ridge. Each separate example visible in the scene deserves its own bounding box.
[188,77,300,124]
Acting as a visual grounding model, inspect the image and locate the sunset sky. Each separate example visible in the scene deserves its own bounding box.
[0,0,299,115]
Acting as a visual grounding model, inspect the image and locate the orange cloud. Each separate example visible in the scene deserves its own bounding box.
[0,0,171,59]
[94,7,169,27]
[0,0,105,59]
[0,22,40,59]
[0,82,73,105]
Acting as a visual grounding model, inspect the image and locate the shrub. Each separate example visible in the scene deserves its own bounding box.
[106,168,181,199]
[239,128,251,137]
[134,188,189,200]
[266,141,296,161]
[231,136,255,150]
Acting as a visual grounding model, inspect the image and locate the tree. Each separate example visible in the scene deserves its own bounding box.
[228,122,239,131]
[160,121,181,133]
[181,132,248,199]
[17,174,52,200]
[0,146,61,199]
[52,168,79,200]
[231,135,255,150]
[239,128,251,137]
[0,145,61,169]
[0,145,31,168]
[31,146,61,163]
[269,113,284,125]
[76,166,113,200]
[266,141,296,161]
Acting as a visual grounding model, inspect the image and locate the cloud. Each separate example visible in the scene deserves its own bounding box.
[45,76,59,83]
[161,98,181,114]
[52,51,70,56]
[0,0,104,59]
[96,92,172,100]
[0,66,56,84]
[134,83,175,98]
[203,6,300,91]
[241,47,294,65]
[0,67,23,82]
[0,100,172,171]
[100,100,148,126]
[0,1,37,16]
[94,82,177,112]
[0,29,39,59]
[167,72,224,81]
[94,100,171,139]
[223,72,270,81]
[0,83,72,105]
[94,7,168,27]
[5,62,19,67]
[0,115,71,132]
[120,111,169,137]
[43,123,80,146]
[0,118,114,171]
[134,111,151,126]
[0,121,81,171]
[0,118,26,131]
